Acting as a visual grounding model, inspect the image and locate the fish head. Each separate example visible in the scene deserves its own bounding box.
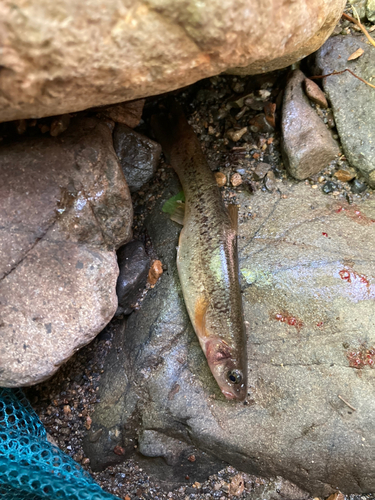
[205,337,247,401]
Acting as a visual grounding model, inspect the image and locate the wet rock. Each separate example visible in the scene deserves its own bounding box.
[0,117,133,386]
[322,180,338,194]
[264,171,277,191]
[98,100,145,127]
[314,36,375,187]
[0,0,345,122]
[350,179,367,194]
[281,70,339,180]
[84,174,375,497]
[116,240,150,316]
[113,125,161,193]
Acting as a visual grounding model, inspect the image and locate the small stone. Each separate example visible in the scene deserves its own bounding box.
[334,168,356,182]
[226,127,248,142]
[249,113,274,133]
[229,474,245,496]
[116,240,150,315]
[253,162,271,180]
[350,179,367,194]
[187,454,196,462]
[215,172,227,187]
[231,173,242,187]
[81,458,90,465]
[318,176,325,183]
[85,416,92,430]
[99,99,145,127]
[63,405,71,415]
[114,124,161,192]
[322,181,338,194]
[148,260,163,285]
[304,78,328,108]
[50,115,70,137]
[265,171,277,191]
[326,110,335,128]
[326,493,345,500]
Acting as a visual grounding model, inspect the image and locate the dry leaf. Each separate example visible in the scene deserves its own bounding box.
[348,47,364,60]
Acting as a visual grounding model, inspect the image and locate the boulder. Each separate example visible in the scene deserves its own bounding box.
[0,117,133,386]
[314,36,375,187]
[0,0,345,122]
[84,174,375,497]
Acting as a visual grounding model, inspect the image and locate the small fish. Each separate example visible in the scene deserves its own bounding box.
[151,100,247,401]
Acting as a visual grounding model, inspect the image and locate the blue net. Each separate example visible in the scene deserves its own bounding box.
[0,388,120,500]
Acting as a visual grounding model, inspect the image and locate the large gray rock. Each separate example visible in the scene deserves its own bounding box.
[281,70,339,180]
[314,36,375,187]
[0,117,133,386]
[0,0,345,122]
[84,175,375,497]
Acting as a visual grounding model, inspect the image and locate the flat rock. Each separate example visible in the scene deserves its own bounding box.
[314,35,375,187]
[113,125,161,193]
[0,0,345,122]
[281,70,339,180]
[0,117,133,386]
[84,174,375,497]
[116,240,150,316]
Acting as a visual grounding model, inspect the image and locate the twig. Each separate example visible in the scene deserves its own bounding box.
[338,394,357,411]
[310,69,375,89]
[342,12,375,48]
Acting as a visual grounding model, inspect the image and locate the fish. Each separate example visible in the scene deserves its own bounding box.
[151,100,247,401]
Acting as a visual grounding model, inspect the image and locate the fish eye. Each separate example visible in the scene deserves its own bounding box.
[227,369,242,385]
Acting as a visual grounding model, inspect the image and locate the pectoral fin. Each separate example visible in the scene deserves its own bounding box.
[194,296,209,339]
[162,191,185,225]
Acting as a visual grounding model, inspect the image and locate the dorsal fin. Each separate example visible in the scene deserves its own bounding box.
[227,204,238,233]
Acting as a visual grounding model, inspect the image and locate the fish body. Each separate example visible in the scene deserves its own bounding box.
[151,102,247,400]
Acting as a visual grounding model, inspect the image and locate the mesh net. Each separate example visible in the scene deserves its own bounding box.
[0,388,119,500]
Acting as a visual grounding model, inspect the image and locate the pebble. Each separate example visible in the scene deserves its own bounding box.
[303,78,328,108]
[231,173,242,187]
[249,113,274,133]
[214,172,227,187]
[264,171,277,191]
[226,127,248,142]
[322,181,338,194]
[351,179,367,194]
[148,260,163,285]
[334,168,356,182]
[253,162,271,180]
[50,114,71,137]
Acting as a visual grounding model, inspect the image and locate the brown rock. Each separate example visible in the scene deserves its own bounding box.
[148,260,163,285]
[99,99,145,127]
[304,78,328,108]
[249,113,274,133]
[0,0,345,123]
[0,117,133,387]
[214,172,227,187]
[334,168,356,182]
[264,170,277,191]
[281,70,340,180]
[231,173,242,187]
